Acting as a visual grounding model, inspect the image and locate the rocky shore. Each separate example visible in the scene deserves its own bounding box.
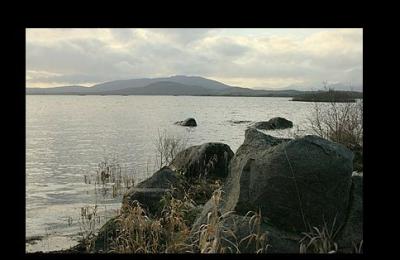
[53,125,362,254]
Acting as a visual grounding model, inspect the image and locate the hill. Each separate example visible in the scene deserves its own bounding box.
[26,76,363,98]
[103,81,216,96]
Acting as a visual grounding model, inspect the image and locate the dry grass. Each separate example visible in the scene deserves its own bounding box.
[109,192,195,253]
[353,240,363,253]
[88,183,270,254]
[308,95,363,171]
[299,217,340,254]
[110,201,163,253]
[309,99,363,149]
[191,189,270,254]
[239,210,269,253]
[78,204,102,251]
[192,189,239,253]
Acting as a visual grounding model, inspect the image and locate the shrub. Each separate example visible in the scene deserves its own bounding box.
[154,130,188,169]
[308,91,363,171]
[309,100,363,148]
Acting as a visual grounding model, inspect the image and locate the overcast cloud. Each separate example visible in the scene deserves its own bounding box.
[26,28,362,90]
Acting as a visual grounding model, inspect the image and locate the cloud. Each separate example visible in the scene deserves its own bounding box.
[26,28,362,90]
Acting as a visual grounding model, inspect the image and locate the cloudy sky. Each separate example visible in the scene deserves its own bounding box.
[26,28,362,90]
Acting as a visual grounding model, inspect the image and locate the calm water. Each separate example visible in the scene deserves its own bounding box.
[26,95,315,252]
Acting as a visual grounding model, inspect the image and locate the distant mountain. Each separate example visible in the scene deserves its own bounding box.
[26,75,231,94]
[165,75,231,90]
[26,75,363,97]
[103,81,216,96]
[83,75,231,92]
[99,82,305,97]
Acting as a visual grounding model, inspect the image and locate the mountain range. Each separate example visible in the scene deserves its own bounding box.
[26,75,362,97]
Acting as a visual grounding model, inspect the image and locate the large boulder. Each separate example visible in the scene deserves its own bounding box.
[233,129,354,232]
[122,166,184,215]
[193,128,354,235]
[169,142,234,179]
[175,118,197,127]
[336,175,363,253]
[253,117,293,130]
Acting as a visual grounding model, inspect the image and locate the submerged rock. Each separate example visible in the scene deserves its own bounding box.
[169,142,234,179]
[175,118,197,127]
[228,120,252,124]
[253,117,293,130]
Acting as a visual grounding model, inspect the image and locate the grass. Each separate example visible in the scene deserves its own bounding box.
[309,101,363,148]
[353,240,363,253]
[192,189,239,253]
[83,157,135,199]
[88,185,271,254]
[57,157,136,252]
[299,217,340,254]
[239,210,270,253]
[109,193,195,253]
[78,204,109,251]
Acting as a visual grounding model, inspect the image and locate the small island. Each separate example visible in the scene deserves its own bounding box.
[292,89,363,103]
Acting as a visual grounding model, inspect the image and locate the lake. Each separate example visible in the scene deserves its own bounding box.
[26,95,315,252]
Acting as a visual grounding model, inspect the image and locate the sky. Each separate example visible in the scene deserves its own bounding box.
[26,28,363,90]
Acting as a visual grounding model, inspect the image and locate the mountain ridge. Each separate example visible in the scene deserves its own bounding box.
[26,75,363,97]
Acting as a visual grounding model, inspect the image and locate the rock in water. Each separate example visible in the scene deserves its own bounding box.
[175,118,197,127]
[253,117,293,130]
[122,166,183,215]
[169,142,234,179]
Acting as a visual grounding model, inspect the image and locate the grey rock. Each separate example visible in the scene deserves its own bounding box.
[253,117,293,130]
[193,128,354,236]
[234,131,353,233]
[337,175,363,253]
[169,142,234,179]
[122,166,183,215]
[175,118,197,127]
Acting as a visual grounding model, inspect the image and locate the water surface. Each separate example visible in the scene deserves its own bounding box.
[26,95,315,251]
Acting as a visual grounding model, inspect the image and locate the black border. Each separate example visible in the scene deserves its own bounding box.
[8,7,377,259]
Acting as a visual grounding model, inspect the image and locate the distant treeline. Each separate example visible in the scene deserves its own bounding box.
[292,89,363,102]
